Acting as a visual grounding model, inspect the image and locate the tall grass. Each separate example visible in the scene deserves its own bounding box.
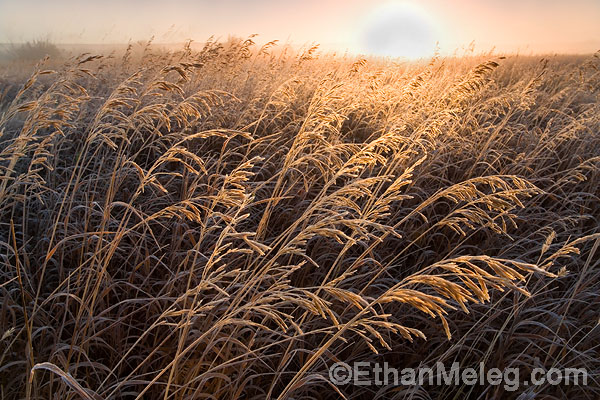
[1,38,599,399]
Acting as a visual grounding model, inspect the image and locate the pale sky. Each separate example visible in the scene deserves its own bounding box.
[0,0,599,57]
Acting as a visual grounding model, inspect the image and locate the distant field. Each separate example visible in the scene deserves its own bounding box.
[1,38,599,399]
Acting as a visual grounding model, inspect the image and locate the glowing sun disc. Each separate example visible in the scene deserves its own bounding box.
[359,2,438,59]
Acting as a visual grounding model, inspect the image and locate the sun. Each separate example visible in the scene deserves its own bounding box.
[358,2,438,59]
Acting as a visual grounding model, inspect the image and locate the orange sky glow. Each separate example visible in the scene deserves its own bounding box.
[1,0,599,58]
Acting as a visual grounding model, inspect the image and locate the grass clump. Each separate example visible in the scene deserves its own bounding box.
[1,39,62,62]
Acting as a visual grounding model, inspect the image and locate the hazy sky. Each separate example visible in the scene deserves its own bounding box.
[0,0,599,57]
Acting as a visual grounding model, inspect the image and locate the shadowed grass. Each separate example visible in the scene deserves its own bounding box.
[1,39,599,399]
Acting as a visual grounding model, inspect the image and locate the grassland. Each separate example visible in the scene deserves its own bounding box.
[0,38,599,399]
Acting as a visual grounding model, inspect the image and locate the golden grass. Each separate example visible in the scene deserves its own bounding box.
[0,39,599,399]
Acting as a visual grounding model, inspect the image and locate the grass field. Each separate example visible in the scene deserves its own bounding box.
[1,38,599,399]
